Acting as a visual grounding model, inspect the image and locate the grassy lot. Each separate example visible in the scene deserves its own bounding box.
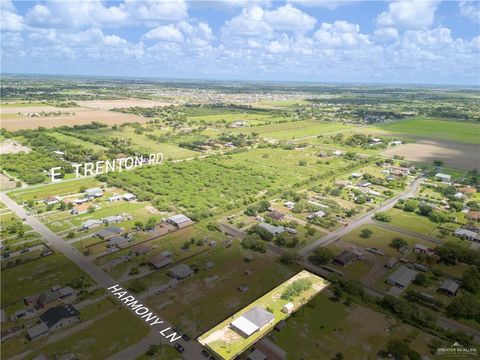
[50,132,108,151]
[1,102,46,108]
[146,242,301,338]
[376,118,480,144]
[10,178,102,202]
[198,269,328,360]
[340,224,433,258]
[187,113,272,123]
[25,308,149,360]
[135,345,182,360]
[275,292,439,359]
[1,253,92,307]
[232,120,353,140]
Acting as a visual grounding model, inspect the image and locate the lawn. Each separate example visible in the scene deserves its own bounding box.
[232,120,353,140]
[275,292,439,359]
[10,178,102,202]
[25,308,149,360]
[377,117,480,144]
[198,269,328,360]
[0,253,93,307]
[145,242,300,337]
[341,224,433,258]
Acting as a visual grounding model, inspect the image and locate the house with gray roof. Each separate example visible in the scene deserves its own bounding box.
[27,304,79,341]
[231,305,275,337]
[167,214,193,228]
[97,226,122,239]
[438,279,460,296]
[258,222,285,235]
[167,264,193,280]
[386,265,417,288]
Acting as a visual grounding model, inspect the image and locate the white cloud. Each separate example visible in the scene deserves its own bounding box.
[377,0,440,30]
[123,0,187,23]
[459,0,480,23]
[314,21,370,48]
[288,0,358,10]
[144,24,185,42]
[1,9,24,32]
[374,27,399,41]
[222,6,273,37]
[264,4,316,33]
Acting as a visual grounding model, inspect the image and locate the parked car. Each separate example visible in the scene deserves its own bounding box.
[174,344,184,353]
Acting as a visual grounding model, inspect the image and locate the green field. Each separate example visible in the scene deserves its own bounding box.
[198,270,328,360]
[275,292,438,359]
[232,120,353,140]
[1,253,92,306]
[49,132,108,151]
[25,308,149,360]
[10,178,103,202]
[377,118,480,144]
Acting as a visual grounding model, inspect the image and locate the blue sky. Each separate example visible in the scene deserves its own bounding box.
[1,0,479,85]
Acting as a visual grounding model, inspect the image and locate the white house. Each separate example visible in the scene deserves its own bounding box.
[123,193,137,201]
[435,173,451,183]
[81,219,103,230]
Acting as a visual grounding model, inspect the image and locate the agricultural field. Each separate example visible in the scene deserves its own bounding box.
[0,106,148,131]
[376,117,480,144]
[232,120,353,140]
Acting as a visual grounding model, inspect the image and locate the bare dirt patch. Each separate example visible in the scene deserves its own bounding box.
[78,99,175,110]
[383,139,479,170]
[0,174,17,189]
[0,108,148,131]
[0,139,31,154]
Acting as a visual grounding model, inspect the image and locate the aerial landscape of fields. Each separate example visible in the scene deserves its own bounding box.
[1,1,479,360]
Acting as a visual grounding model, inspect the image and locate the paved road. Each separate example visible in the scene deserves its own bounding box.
[298,177,424,257]
[0,192,204,360]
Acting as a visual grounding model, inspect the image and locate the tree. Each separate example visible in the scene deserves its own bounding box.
[309,248,333,265]
[182,241,191,250]
[418,203,433,216]
[134,221,144,230]
[462,268,480,293]
[446,293,480,320]
[374,212,391,222]
[433,160,444,167]
[413,273,428,286]
[360,228,373,238]
[127,280,146,293]
[145,217,157,230]
[386,340,411,360]
[391,237,407,250]
[403,200,418,212]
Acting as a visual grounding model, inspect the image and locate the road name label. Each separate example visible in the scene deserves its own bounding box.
[50,152,164,182]
[107,284,181,343]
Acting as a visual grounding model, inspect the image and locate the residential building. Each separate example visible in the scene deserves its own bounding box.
[70,203,91,215]
[333,250,356,267]
[267,210,285,221]
[167,264,193,280]
[27,304,80,341]
[103,215,123,225]
[81,219,103,230]
[123,193,137,201]
[108,195,122,202]
[167,214,194,228]
[438,279,460,296]
[435,173,451,183]
[84,188,103,198]
[258,222,285,235]
[256,338,287,360]
[454,228,480,242]
[386,265,417,288]
[43,196,60,205]
[307,210,326,220]
[131,244,151,256]
[148,254,173,269]
[97,226,122,240]
[231,305,275,337]
[108,236,129,248]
